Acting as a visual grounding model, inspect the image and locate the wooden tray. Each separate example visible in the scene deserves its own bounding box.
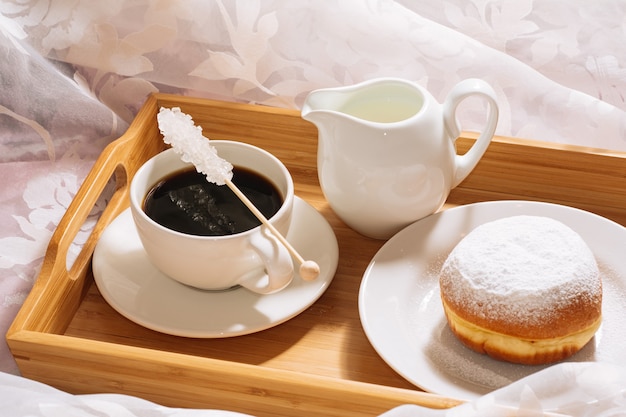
[7,93,626,416]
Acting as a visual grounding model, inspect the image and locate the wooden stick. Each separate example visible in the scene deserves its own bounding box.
[225,178,320,281]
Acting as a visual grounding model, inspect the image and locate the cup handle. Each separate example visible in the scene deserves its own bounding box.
[238,226,294,294]
[443,79,499,188]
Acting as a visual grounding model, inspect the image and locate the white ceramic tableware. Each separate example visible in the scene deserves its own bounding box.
[302,78,499,239]
[93,197,339,337]
[359,200,626,400]
[129,141,294,294]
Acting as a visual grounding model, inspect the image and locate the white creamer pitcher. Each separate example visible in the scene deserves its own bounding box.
[302,78,498,239]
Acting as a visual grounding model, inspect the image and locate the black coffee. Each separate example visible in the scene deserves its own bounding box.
[143,167,282,236]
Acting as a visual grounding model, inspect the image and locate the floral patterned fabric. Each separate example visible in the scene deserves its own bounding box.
[0,0,625,404]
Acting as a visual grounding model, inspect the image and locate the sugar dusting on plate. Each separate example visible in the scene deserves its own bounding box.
[411,254,625,394]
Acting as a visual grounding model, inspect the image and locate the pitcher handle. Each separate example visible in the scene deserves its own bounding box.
[443,79,499,188]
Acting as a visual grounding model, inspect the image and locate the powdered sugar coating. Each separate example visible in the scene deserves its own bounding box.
[440,215,601,329]
[157,107,233,185]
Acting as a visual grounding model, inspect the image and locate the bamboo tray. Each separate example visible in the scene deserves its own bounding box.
[7,93,626,416]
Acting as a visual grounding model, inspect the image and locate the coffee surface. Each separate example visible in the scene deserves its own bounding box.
[143,167,282,236]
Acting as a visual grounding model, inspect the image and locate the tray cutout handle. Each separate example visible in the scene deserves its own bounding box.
[64,161,128,278]
[49,94,165,285]
[46,142,133,286]
[13,95,166,334]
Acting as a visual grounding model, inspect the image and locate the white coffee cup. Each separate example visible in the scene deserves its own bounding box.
[129,141,295,294]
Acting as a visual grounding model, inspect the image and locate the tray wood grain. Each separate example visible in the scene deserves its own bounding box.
[7,93,626,417]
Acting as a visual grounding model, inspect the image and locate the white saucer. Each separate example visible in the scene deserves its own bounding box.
[93,197,338,338]
[358,200,626,401]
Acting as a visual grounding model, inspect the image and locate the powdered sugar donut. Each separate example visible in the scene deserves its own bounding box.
[439,215,602,365]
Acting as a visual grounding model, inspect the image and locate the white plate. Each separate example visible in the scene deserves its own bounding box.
[358,200,626,401]
[93,197,338,338]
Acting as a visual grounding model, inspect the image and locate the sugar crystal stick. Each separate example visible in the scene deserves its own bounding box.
[157,107,320,281]
[156,107,233,185]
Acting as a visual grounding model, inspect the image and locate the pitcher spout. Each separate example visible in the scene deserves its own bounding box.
[301,89,351,127]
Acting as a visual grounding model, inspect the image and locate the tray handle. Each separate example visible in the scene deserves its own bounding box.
[59,137,135,280]
[17,95,164,333]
